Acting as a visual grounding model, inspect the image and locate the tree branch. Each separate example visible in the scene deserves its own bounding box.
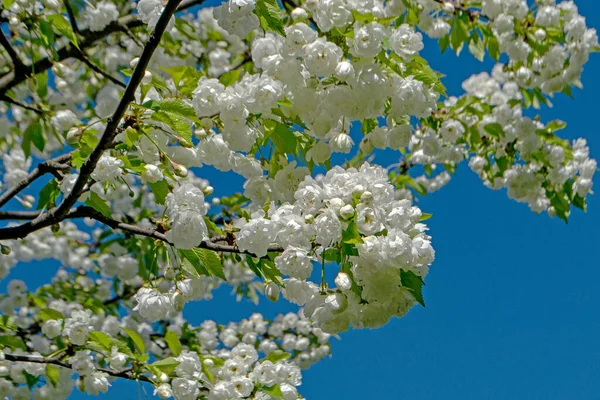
[62,0,80,36]
[3,353,151,382]
[52,0,183,219]
[76,50,126,88]
[0,0,206,96]
[0,0,185,239]
[0,153,72,209]
[0,94,43,114]
[0,206,284,256]
[0,29,24,70]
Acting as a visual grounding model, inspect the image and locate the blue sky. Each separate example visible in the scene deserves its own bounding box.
[5,0,600,398]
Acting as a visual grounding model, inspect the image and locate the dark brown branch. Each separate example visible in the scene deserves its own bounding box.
[0,153,72,209]
[0,206,284,256]
[63,0,80,36]
[4,353,151,382]
[52,0,183,219]
[76,50,126,88]
[0,29,24,69]
[0,0,184,239]
[0,0,205,96]
[0,94,43,114]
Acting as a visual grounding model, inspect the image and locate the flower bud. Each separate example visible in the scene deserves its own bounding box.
[156,383,173,399]
[325,293,348,314]
[534,28,547,41]
[43,0,60,10]
[335,61,354,82]
[203,186,214,196]
[339,204,355,220]
[22,195,35,209]
[129,57,140,69]
[1,245,11,255]
[291,7,308,20]
[174,164,188,178]
[335,272,352,291]
[360,191,373,203]
[203,358,214,368]
[0,366,8,376]
[352,185,365,197]
[441,1,455,13]
[164,268,176,281]
[265,282,280,302]
[66,128,82,145]
[159,373,169,383]
[172,291,185,312]
[142,70,153,85]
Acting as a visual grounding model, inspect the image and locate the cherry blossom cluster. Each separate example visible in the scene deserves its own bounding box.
[0,0,597,397]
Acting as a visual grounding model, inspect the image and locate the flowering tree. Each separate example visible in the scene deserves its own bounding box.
[0,0,596,397]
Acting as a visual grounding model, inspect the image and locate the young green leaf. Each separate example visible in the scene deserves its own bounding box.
[164,331,182,356]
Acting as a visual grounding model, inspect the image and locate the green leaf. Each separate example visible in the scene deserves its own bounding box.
[179,247,225,280]
[123,328,146,354]
[486,35,500,61]
[483,123,504,139]
[145,99,200,122]
[342,220,364,245]
[263,350,290,364]
[150,110,193,143]
[22,120,45,157]
[179,249,207,278]
[164,331,182,356]
[38,20,56,50]
[420,213,433,221]
[40,308,64,322]
[0,316,17,332]
[85,192,111,218]
[46,364,60,387]
[196,248,225,280]
[255,0,286,36]
[468,36,485,61]
[264,119,297,154]
[219,68,243,87]
[2,0,15,8]
[450,18,469,54]
[37,71,48,98]
[88,331,113,351]
[151,357,180,375]
[262,385,284,398]
[545,120,567,132]
[37,179,60,210]
[0,335,27,350]
[400,269,425,307]
[160,66,202,93]
[438,34,450,53]
[148,179,170,205]
[23,370,40,389]
[47,14,78,48]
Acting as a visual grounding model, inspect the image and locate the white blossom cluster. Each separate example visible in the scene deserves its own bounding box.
[0,0,598,397]
[409,65,597,214]
[234,163,435,333]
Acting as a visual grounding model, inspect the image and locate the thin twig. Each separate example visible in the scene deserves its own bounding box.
[0,153,72,209]
[76,50,126,88]
[0,94,43,114]
[0,0,184,239]
[3,353,151,383]
[0,206,284,256]
[53,0,183,219]
[62,0,80,35]
[0,29,24,69]
[0,0,206,96]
